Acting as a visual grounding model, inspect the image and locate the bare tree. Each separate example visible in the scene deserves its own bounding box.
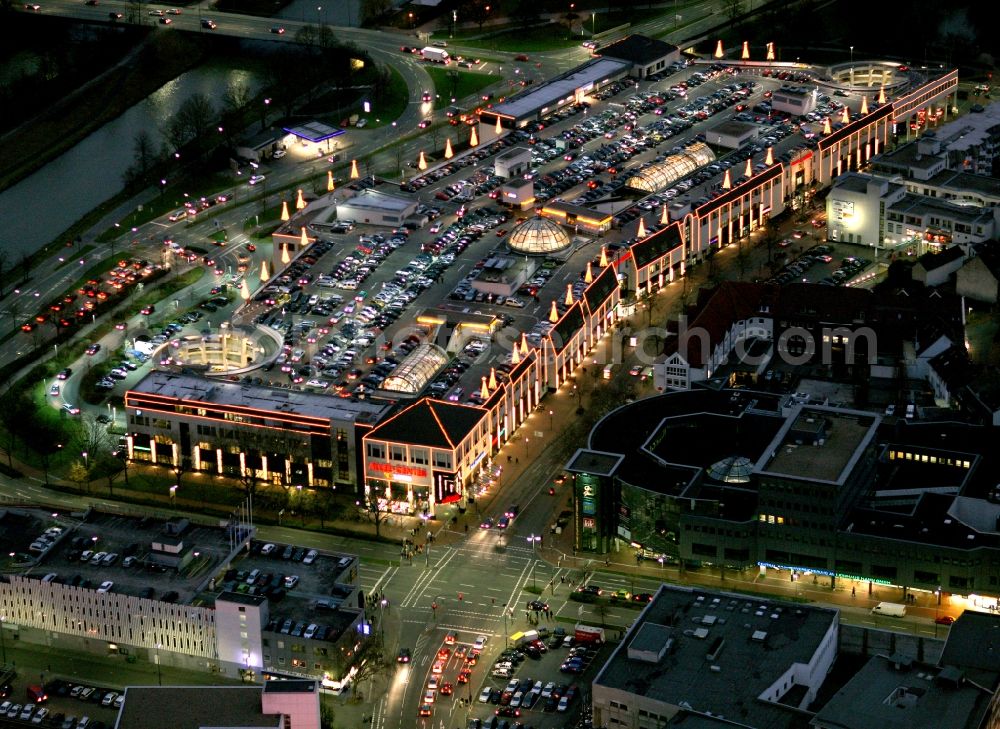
[362,486,388,537]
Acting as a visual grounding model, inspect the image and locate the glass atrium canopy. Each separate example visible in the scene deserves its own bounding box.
[382,344,449,394]
[626,142,715,193]
[508,216,572,255]
[707,455,754,484]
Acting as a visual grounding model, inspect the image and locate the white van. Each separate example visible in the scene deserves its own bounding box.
[905,403,915,420]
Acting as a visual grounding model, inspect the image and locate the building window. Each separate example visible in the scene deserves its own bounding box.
[366,443,385,460]
[411,448,428,465]
[433,452,452,469]
[390,445,405,462]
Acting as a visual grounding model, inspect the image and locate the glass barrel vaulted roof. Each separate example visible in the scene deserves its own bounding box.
[626,142,715,193]
[381,344,449,394]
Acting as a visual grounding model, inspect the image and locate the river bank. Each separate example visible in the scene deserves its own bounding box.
[0,27,214,196]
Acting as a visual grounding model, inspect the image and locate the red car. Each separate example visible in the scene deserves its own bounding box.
[514,54,529,62]
[440,682,454,695]
[437,647,451,660]
[935,615,955,625]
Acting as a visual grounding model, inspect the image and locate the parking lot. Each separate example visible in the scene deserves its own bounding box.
[29,512,233,604]
[0,678,121,729]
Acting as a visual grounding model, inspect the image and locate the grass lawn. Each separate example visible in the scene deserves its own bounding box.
[423,67,497,109]
[355,64,409,129]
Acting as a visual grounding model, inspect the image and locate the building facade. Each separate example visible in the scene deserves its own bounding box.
[125,371,390,491]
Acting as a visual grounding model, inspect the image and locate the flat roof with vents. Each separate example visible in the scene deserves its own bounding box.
[756,405,879,484]
[592,584,838,729]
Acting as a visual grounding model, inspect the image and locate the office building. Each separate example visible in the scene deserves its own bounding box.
[592,584,838,729]
[116,682,320,729]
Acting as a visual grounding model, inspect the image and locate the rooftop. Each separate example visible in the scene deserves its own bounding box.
[338,188,416,213]
[757,406,879,484]
[597,34,679,65]
[924,168,1000,198]
[707,120,758,137]
[127,371,390,425]
[889,192,996,224]
[490,56,631,121]
[811,653,991,729]
[593,584,838,729]
[282,121,345,143]
[565,449,624,477]
[933,101,1000,152]
[364,397,487,450]
[116,686,279,729]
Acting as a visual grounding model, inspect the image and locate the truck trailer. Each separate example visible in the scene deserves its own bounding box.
[421,47,450,64]
[574,624,606,644]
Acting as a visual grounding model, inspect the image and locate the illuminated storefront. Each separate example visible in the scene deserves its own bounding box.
[125,371,388,490]
[362,398,491,516]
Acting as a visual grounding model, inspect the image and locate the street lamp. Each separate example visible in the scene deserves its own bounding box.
[527,535,542,590]
[81,451,89,469]
[548,409,554,431]
[155,643,162,685]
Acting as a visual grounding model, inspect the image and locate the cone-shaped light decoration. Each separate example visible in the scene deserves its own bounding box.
[714,40,724,59]
[327,170,335,192]
[874,137,880,154]
[281,244,290,265]
[488,367,497,390]
[637,217,647,238]
[480,376,489,399]
[260,259,269,282]
[878,85,886,105]
[444,137,453,159]
[565,284,574,307]
[766,42,775,61]
[841,106,850,124]
[741,41,750,60]
[470,126,479,147]
[585,261,593,283]
[745,157,753,178]
[350,159,359,179]
[599,246,608,268]
[520,333,529,356]
[823,117,832,135]
[495,116,502,136]
[860,95,869,115]
[418,150,427,171]
[300,227,309,247]
[549,300,559,323]
[295,188,306,210]
[511,344,521,365]
[722,169,732,189]
[660,204,669,226]
[766,146,774,166]
[280,200,290,221]
[240,278,250,301]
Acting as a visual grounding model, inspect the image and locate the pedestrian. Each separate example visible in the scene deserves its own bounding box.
[516,457,520,464]
[851,586,856,597]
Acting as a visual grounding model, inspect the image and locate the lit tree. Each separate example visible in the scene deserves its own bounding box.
[68,461,90,493]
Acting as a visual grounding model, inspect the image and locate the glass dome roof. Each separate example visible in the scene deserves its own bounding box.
[382,344,449,394]
[508,216,572,255]
[707,455,754,484]
[626,142,715,193]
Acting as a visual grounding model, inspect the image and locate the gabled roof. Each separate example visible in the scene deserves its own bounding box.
[694,163,783,218]
[818,103,894,150]
[773,282,871,324]
[549,302,585,354]
[630,222,682,269]
[664,282,775,367]
[583,262,619,314]
[916,245,965,271]
[365,397,486,449]
[928,345,975,390]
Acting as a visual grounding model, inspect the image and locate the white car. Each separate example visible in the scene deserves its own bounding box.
[427,676,439,690]
[273,149,287,159]
[97,580,114,593]
[356,119,367,128]
[557,695,570,712]
[260,543,276,555]
[473,634,488,650]
[479,687,491,703]
[248,174,266,185]
[541,682,556,698]
[303,549,318,564]
[31,708,49,724]
[423,689,436,704]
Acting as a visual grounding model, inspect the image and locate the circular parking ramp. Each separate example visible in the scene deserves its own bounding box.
[626,142,715,193]
[508,216,572,256]
[382,343,449,394]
